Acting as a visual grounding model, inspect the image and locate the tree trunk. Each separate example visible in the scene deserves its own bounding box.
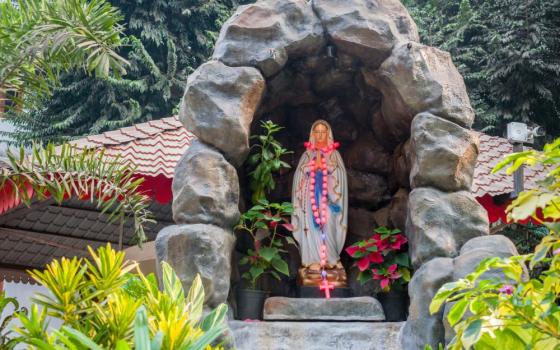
[0,87,5,117]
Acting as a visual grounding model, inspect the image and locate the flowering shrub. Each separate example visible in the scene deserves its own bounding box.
[346,227,411,291]
[430,138,560,349]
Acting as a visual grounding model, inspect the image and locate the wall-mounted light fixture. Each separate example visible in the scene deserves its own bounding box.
[506,122,546,197]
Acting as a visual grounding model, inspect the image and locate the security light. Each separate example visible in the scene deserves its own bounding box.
[506,122,546,144]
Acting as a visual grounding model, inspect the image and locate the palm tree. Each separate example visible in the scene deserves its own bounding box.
[0,0,128,114]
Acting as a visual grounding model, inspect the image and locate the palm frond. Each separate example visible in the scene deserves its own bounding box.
[0,142,154,243]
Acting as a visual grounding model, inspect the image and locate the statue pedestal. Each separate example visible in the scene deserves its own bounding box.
[263,296,385,321]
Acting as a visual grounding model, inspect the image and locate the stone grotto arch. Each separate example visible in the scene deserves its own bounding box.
[155,0,515,348]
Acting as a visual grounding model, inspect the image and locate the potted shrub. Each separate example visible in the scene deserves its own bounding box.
[346,226,411,321]
[235,199,296,320]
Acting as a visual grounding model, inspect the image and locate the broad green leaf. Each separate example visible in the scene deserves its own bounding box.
[271,258,289,276]
[249,266,264,280]
[59,326,104,350]
[430,281,467,314]
[259,247,277,262]
[185,274,204,323]
[200,304,228,332]
[115,340,131,350]
[447,299,469,326]
[161,261,185,303]
[134,306,150,350]
[394,253,410,267]
[461,319,482,348]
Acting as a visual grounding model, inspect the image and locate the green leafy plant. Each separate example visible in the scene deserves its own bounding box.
[12,244,227,349]
[247,120,292,204]
[235,199,295,289]
[346,227,411,291]
[1,143,154,243]
[430,138,560,349]
[0,292,26,349]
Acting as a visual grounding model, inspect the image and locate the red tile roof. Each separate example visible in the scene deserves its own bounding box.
[70,117,195,178]
[70,117,548,197]
[472,132,548,197]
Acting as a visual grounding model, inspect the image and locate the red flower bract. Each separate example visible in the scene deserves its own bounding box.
[345,245,361,257]
[380,278,390,289]
[369,252,384,264]
[357,257,370,271]
[390,234,407,250]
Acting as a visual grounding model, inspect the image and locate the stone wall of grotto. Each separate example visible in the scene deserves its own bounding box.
[155,0,519,348]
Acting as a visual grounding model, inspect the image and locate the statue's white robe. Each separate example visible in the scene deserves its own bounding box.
[291,149,348,265]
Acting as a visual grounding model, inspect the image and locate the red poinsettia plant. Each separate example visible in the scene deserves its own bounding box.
[345,227,411,291]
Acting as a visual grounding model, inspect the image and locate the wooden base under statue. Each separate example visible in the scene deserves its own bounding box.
[297,261,348,288]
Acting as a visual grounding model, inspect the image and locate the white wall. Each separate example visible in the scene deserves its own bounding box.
[3,281,61,349]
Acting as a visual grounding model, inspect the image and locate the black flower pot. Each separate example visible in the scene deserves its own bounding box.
[377,289,409,321]
[236,288,269,320]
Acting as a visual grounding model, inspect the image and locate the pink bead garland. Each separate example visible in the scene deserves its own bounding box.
[305,140,341,298]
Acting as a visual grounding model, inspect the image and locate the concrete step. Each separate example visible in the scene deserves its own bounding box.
[229,321,405,350]
[263,296,385,321]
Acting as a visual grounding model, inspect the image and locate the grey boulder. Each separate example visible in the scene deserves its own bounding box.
[172,141,240,228]
[402,257,454,350]
[155,224,235,308]
[179,61,265,166]
[453,235,519,281]
[347,207,378,243]
[345,131,391,175]
[313,0,418,67]
[410,113,479,192]
[213,0,325,77]
[347,170,389,207]
[391,139,412,190]
[364,42,475,140]
[459,234,519,257]
[406,187,489,268]
[389,188,409,232]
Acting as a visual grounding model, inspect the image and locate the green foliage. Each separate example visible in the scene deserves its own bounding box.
[0,292,26,349]
[235,199,295,290]
[499,223,548,255]
[13,244,227,349]
[430,138,560,349]
[8,0,254,143]
[492,138,560,222]
[0,0,128,112]
[346,227,410,292]
[1,143,154,243]
[404,0,560,137]
[247,120,293,204]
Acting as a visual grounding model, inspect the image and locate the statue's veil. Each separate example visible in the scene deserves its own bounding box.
[308,119,334,146]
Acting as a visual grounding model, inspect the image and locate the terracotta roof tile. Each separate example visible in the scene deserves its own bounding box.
[69,117,548,197]
[70,116,195,178]
[471,132,548,197]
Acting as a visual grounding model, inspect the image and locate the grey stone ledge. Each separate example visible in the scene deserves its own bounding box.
[263,296,385,321]
[230,320,405,350]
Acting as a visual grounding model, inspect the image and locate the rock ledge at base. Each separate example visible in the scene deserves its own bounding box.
[230,320,404,350]
[263,296,385,321]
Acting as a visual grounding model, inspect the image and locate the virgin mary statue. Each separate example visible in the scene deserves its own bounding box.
[292,120,348,288]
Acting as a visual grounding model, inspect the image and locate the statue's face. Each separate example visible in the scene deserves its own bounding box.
[313,123,328,144]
